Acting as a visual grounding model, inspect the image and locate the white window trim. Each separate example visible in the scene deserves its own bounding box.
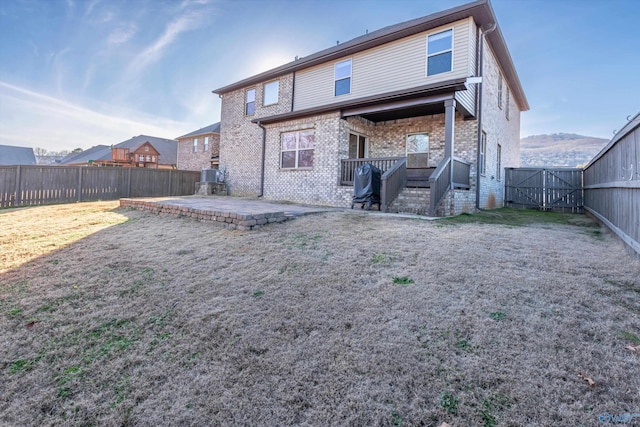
[193,138,198,153]
[498,72,503,109]
[263,80,279,106]
[426,28,454,77]
[505,88,510,120]
[245,88,256,116]
[480,131,487,176]
[334,59,352,96]
[349,132,368,159]
[280,129,315,170]
[204,136,209,151]
[496,143,502,181]
[405,132,430,155]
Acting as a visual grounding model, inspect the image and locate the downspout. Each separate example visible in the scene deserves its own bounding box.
[476,22,497,210]
[257,121,266,197]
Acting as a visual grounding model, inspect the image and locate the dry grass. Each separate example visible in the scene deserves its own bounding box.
[1,202,639,426]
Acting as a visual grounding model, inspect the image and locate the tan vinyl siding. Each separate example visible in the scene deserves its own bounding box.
[454,21,478,116]
[294,17,475,111]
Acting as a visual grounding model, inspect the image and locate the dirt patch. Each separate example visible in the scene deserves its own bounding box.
[1,203,639,426]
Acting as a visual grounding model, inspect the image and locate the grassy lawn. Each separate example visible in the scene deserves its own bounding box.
[1,202,639,426]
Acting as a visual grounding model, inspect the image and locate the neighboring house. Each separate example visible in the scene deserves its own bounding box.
[176,122,221,170]
[212,0,528,216]
[58,145,111,166]
[58,136,178,169]
[0,145,37,165]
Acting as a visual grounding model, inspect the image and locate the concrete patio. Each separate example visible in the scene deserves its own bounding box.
[119,196,335,230]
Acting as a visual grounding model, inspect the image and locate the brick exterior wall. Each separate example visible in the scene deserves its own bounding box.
[478,42,521,209]
[219,74,294,195]
[177,133,220,171]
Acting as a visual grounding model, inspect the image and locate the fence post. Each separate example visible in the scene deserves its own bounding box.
[14,165,22,206]
[77,167,83,202]
[127,168,132,198]
[168,170,173,196]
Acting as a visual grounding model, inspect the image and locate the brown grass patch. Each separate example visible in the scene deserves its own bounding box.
[1,202,639,426]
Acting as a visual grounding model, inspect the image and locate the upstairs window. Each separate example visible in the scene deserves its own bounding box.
[427,29,452,76]
[204,136,209,151]
[281,130,315,169]
[498,72,503,109]
[245,88,256,115]
[193,138,198,152]
[263,81,279,105]
[505,88,510,120]
[334,59,352,96]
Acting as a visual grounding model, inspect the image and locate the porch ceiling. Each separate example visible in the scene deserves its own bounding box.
[347,101,446,123]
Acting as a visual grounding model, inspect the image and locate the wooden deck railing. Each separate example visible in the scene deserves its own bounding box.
[429,158,452,216]
[340,157,404,185]
[380,158,407,212]
[452,157,471,189]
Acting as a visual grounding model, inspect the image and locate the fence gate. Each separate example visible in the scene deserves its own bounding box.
[505,168,583,212]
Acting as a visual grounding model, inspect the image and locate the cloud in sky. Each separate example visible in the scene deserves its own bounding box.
[0,82,188,151]
[107,23,138,46]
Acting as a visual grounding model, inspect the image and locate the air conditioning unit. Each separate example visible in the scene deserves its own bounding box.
[200,168,221,183]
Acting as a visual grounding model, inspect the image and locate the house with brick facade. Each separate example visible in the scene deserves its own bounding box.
[212,0,528,216]
[176,122,221,171]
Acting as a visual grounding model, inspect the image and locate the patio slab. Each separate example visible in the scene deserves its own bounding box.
[119,196,334,230]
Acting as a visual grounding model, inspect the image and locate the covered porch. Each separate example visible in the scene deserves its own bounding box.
[338,94,474,215]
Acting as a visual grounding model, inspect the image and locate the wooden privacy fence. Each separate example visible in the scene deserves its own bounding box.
[505,167,583,212]
[0,166,200,208]
[583,113,640,256]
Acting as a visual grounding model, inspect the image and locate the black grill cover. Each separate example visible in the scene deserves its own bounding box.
[352,163,381,204]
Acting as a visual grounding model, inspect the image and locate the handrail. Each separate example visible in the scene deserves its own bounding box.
[380,158,407,212]
[340,156,404,185]
[452,156,471,189]
[429,157,452,216]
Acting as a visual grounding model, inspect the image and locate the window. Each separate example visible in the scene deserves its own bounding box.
[138,154,144,162]
[496,144,502,181]
[144,145,149,152]
[505,88,510,120]
[349,133,367,159]
[334,59,351,96]
[245,88,256,115]
[498,72,503,109]
[263,81,279,105]
[204,136,209,151]
[480,131,487,175]
[427,29,452,76]
[146,155,151,162]
[193,138,198,152]
[152,156,156,162]
[406,133,429,168]
[281,130,315,169]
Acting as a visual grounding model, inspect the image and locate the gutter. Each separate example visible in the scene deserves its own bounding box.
[476,22,496,210]
[257,121,267,197]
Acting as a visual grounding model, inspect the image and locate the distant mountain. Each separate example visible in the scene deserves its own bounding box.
[520,133,609,167]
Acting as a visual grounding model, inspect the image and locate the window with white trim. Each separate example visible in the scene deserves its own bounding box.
[245,88,256,115]
[427,29,452,76]
[505,88,510,120]
[406,133,429,168]
[281,130,315,169]
[193,138,198,152]
[480,131,487,175]
[334,59,351,96]
[496,144,502,181]
[204,136,209,151]
[498,72,503,109]
[263,81,279,105]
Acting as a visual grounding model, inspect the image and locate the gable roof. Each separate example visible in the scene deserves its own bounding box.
[115,135,178,165]
[0,145,37,165]
[176,122,221,139]
[212,0,528,111]
[59,145,111,165]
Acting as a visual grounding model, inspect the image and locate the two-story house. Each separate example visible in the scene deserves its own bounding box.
[212,0,528,216]
[176,122,221,171]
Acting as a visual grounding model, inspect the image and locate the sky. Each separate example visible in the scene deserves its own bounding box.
[0,0,639,153]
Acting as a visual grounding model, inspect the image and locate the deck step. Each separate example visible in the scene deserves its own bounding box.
[387,187,431,215]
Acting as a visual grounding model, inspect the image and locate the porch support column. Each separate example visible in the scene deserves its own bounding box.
[444,98,456,186]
